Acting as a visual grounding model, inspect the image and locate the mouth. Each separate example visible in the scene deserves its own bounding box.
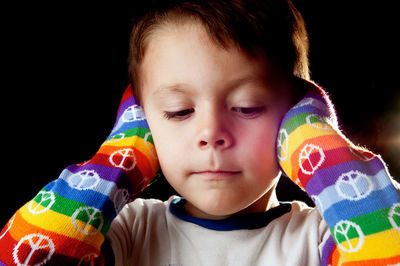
[191,170,241,180]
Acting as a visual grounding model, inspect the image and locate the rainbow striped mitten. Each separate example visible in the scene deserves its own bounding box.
[0,85,159,265]
[277,80,400,265]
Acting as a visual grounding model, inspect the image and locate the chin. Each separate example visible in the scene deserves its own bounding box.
[187,192,253,219]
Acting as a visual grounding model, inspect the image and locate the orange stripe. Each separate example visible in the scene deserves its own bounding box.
[330,245,341,266]
[8,210,100,258]
[341,254,400,266]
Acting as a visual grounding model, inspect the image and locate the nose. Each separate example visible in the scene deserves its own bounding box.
[197,109,233,150]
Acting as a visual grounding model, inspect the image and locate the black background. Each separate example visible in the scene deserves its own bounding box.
[2,1,399,227]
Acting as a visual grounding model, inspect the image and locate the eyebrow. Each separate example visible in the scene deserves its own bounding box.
[153,84,190,96]
[153,75,265,96]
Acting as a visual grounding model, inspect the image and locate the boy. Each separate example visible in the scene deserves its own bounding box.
[1,0,399,265]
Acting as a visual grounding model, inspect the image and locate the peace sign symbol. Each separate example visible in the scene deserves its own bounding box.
[109,148,137,171]
[293,97,314,109]
[277,129,288,162]
[106,133,126,143]
[28,191,55,215]
[121,105,146,122]
[298,144,325,175]
[306,114,331,130]
[335,170,372,201]
[67,170,100,190]
[113,189,130,213]
[13,233,55,266]
[388,203,400,231]
[144,132,157,159]
[333,220,364,253]
[71,207,103,235]
[0,214,15,240]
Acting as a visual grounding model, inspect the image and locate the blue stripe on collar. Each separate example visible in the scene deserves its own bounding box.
[169,197,292,231]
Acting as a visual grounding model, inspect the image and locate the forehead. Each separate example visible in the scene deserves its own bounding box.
[139,21,285,99]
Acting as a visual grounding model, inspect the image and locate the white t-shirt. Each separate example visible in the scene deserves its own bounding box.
[108,196,331,266]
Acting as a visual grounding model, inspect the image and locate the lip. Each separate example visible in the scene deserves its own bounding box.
[191,170,241,180]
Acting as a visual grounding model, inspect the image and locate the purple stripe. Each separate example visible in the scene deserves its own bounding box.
[305,157,384,196]
[114,96,138,128]
[281,105,330,127]
[320,235,336,266]
[305,91,327,102]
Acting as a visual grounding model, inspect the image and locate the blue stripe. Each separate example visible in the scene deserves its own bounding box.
[322,185,400,227]
[52,179,117,221]
[314,169,394,213]
[306,157,384,196]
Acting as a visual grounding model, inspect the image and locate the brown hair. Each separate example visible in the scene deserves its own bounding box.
[128,0,309,100]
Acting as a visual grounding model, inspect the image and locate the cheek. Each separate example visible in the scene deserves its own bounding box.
[146,118,187,178]
[237,120,280,175]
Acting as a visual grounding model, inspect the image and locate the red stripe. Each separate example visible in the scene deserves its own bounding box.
[290,134,357,187]
[94,145,153,179]
[119,84,134,108]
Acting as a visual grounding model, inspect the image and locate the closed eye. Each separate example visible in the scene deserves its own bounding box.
[163,108,194,120]
[231,107,265,118]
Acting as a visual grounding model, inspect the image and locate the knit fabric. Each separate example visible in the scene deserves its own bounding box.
[277,80,400,265]
[0,85,159,265]
[1,81,399,265]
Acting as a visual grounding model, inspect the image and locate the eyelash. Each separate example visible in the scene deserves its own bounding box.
[163,107,265,120]
[163,108,195,120]
[232,107,265,118]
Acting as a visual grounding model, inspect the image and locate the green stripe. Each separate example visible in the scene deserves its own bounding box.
[281,112,310,135]
[106,127,153,144]
[350,207,394,235]
[331,207,394,244]
[34,188,110,236]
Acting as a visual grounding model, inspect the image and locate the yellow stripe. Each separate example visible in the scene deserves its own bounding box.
[280,123,338,177]
[339,228,400,262]
[100,136,159,175]
[18,202,104,247]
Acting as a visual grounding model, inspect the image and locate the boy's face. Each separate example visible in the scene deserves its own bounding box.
[140,21,293,219]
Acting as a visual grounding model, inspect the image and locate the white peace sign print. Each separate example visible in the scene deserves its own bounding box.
[298,144,325,175]
[13,233,55,266]
[0,214,15,240]
[106,133,125,143]
[144,132,157,159]
[333,220,364,252]
[71,207,104,235]
[121,105,146,122]
[293,97,314,109]
[348,146,375,162]
[28,191,56,215]
[388,203,400,231]
[78,253,99,265]
[306,114,331,130]
[335,170,372,201]
[113,189,130,213]
[277,129,288,162]
[109,148,137,171]
[67,170,100,190]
